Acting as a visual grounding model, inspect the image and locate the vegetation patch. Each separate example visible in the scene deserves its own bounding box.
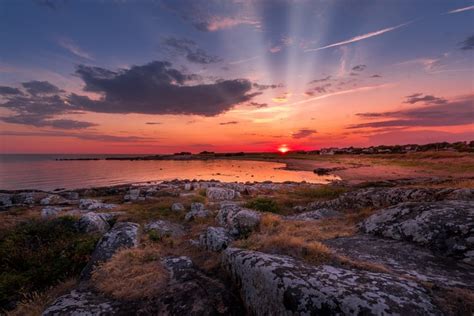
[245,197,280,213]
[0,217,99,311]
[92,247,169,300]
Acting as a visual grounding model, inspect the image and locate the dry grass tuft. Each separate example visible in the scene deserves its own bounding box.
[92,247,168,300]
[429,286,474,315]
[7,279,76,316]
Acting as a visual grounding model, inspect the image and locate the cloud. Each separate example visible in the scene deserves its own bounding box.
[292,129,317,139]
[352,64,367,72]
[195,16,260,32]
[312,83,332,94]
[447,5,474,14]
[1,115,96,129]
[162,37,221,64]
[371,74,382,78]
[272,93,291,103]
[366,130,474,146]
[219,121,238,125]
[253,83,281,90]
[404,93,447,105]
[146,122,162,125]
[22,80,62,95]
[459,35,474,50]
[1,130,153,143]
[58,37,93,60]
[350,95,474,129]
[0,86,22,95]
[70,61,257,116]
[248,102,268,108]
[228,55,260,65]
[309,76,331,84]
[305,22,411,52]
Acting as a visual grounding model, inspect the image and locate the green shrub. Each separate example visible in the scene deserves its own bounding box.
[0,216,99,310]
[245,197,280,213]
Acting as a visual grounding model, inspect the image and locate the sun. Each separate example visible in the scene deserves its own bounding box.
[278,144,289,154]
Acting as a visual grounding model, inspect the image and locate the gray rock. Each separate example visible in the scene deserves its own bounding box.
[139,256,244,315]
[217,205,260,237]
[144,220,185,238]
[184,183,192,191]
[223,248,442,315]
[286,208,340,221]
[361,200,474,264]
[171,202,185,212]
[0,193,13,208]
[41,206,65,218]
[40,194,70,206]
[77,212,115,234]
[42,289,136,316]
[124,188,140,201]
[199,226,233,251]
[80,222,140,280]
[206,187,236,201]
[184,203,210,221]
[79,199,117,211]
[13,191,47,205]
[325,235,474,290]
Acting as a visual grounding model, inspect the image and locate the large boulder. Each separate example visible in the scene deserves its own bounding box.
[79,199,117,211]
[216,205,260,237]
[77,212,115,234]
[222,248,441,315]
[124,188,141,201]
[285,208,340,221]
[139,256,244,315]
[206,187,236,201]
[12,191,48,205]
[40,194,71,206]
[80,222,140,280]
[184,203,211,221]
[199,226,233,251]
[42,289,136,316]
[361,200,474,264]
[0,193,13,209]
[144,220,185,238]
[41,206,65,219]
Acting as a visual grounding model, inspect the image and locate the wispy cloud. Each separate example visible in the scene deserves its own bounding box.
[447,5,474,14]
[305,22,411,52]
[229,55,260,65]
[58,37,93,60]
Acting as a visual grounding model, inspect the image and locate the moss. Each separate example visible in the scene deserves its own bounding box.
[245,197,281,213]
[0,217,99,310]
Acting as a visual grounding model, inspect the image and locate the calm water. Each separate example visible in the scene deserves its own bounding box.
[0,154,338,191]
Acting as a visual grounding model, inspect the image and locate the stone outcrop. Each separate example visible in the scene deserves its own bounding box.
[285,208,340,221]
[199,226,233,251]
[216,204,260,237]
[41,206,65,218]
[40,194,71,206]
[0,193,13,209]
[124,188,141,201]
[308,187,474,211]
[171,202,185,212]
[184,203,210,221]
[77,212,116,234]
[361,200,474,264]
[139,256,244,315]
[144,220,185,238]
[80,222,140,280]
[222,248,442,315]
[79,199,117,211]
[206,187,236,201]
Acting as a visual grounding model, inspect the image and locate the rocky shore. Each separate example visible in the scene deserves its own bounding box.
[0,178,473,315]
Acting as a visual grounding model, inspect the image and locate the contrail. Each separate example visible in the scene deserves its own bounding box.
[447,5,474,14]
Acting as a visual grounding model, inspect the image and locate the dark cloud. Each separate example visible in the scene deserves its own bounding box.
[404,93,447,105]
[292,128,317,139]
[71,61,257,116]
[1,130,153,143]
[0,86,22,95]
[146,122,162,125]
[252,83,281,90]
[219,121,238,125]
[248,102,267,108]
[371,74,382,78]
[352,64,367,72]
[313,83,331,94]
[1,115,96,129]
[309,76,331,84]
[460,35,474,50]
[350,95,474,129]
[22,80,62,95]
[162,37,222,64]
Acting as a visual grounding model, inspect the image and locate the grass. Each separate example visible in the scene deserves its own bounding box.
[0,217,99,311]
[245,197,280,213]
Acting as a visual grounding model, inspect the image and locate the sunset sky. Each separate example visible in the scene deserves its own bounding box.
[0,0,473,154]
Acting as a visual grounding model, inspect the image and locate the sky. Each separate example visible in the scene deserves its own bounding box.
[0,0,473,154]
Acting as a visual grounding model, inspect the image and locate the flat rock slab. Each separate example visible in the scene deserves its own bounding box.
[144,220,185,238]
[285,208,340,221]
[325,235,474,290]
[361,200,474,264]
[223,247,442,315]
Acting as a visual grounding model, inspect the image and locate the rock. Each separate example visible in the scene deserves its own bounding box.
[144,220,185,238]
[77,212,116,233]
[0,193,13,209]
[309,187,474,211]
[80,222,140,280]
[206,187,236,201]
[325,235,474,290]
[59,191,80,200]
[40,194,70,206]
[79,199,117,211]
[43,289,136,316]
[140,256,244,315]
[286,208,340,221]
[313,167,335,175]
[124,188,140,201]
[13,191,47,205]
[171,202,185,212]
[222,248,441,315]
[41,206,65,218]
[199,227,233,251]
[184,203,210,221]
[361,201,474,264]
[184,183,192,191]
[216,205,260,237]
